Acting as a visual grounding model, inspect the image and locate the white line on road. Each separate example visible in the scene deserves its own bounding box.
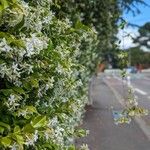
[111,76,148,96]
[144,77,150,81]
[134,88,147,95]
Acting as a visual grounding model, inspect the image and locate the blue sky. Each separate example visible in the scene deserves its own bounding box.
[123,0,150,26]
[118,0,150,50]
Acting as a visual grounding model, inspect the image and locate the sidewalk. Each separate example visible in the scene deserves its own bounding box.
[75,76,150,150]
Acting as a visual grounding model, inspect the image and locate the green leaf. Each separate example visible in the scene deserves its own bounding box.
[68,145,76,150]
[11,0,17,3]
[30,79,39,88]
[43,143,53,148]
[0,89,13,96]
[0,121,11,131]
[0,32,25,48]
[119,20,127,29]
[31,116,47,128]
[23,124,35,133]
[14,126,21,133]
[0,5,3,12]
[23,82,31,90]
[12,87,25,94]
[0,59,5,64]
[0,126,4,134]
[0,0,9,9]
[12,134,24,145]
[75,129,87,138]
[47,39,53,51]
[1,136,12,147]
[26,106,38,114]
[75,20,90,31]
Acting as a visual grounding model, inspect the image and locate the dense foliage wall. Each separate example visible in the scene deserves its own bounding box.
[0,0,98,149]
[52,0,120,60]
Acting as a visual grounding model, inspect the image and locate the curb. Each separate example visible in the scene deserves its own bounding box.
[103,78,150,142]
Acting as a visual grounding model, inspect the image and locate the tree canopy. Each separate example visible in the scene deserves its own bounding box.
[134,22,150,49]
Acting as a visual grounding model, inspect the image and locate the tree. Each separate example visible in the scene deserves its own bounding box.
[51,0,149,64]
[134,22,150,49]
[127,47,150,68]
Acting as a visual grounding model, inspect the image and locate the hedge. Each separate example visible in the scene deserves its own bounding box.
[0,0,98,149]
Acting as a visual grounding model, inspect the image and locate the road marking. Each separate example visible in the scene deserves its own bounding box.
[110,76,148,96]
[134,88,147,95]
[144,77,150,81]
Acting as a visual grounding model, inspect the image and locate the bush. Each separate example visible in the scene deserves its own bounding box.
[0,0,98,149]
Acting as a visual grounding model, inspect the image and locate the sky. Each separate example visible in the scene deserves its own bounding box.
[118,0,150,50]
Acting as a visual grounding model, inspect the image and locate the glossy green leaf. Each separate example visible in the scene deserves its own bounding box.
[30,78,39,88]
[0,32,25,48]
[0,122,11,131]
[68,145,76,150]
[12,87,25,94]
[14,126,21,133]
[23,124,35,133]
[0,0,9,9]
[0,89,13,96]
[26,106,38,114]
[1,136,12,147]
[31,116,47,128]
[12,134,24,145]
[0,59,5,64]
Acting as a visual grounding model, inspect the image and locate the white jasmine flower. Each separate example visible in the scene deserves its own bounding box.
[27,65,33,74]
[80,144,89,150]
[25,130,38,146]
[14,80,22,87]
[33,130,38,142]
[43,12,54,24]
[12,63,20,72]
[19,49,26,58]
[0,63,11,78]
[45,77,54,90]
[8,94,16,106]
[43,102,48,107]
[48,117,58,127]
[7,94,21,111]
[0,38,12,52]
[25,138,34,146]
[45,84,49,91]
[10,142,18,150]
[18,109,28,117]
[38,88,43,98]
[44,132,49,140]
[56,64,64,74]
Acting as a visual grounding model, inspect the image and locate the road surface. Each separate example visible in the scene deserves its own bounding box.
[76,73,150,150]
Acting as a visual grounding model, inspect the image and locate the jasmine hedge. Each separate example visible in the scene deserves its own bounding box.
[0,0,98,149]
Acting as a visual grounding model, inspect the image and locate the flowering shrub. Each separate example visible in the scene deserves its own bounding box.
[0,0,98,149]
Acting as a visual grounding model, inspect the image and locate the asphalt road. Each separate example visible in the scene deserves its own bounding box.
[106,72,150,134]
[76,73,150,150]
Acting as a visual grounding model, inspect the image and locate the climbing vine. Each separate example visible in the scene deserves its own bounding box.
[0,0,98,149]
